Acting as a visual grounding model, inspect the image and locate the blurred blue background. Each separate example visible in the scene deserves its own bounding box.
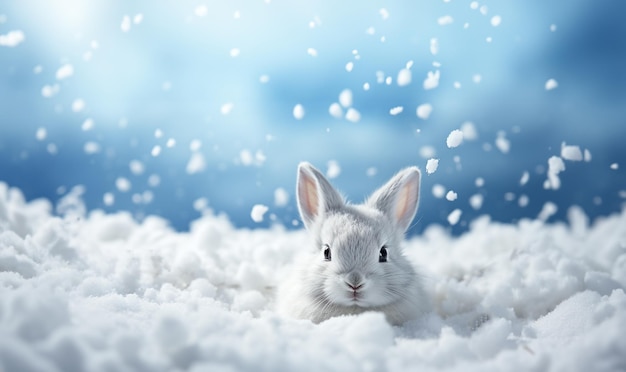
[1,0,625,235]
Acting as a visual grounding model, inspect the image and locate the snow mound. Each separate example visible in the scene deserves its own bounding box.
[1,182,625,371]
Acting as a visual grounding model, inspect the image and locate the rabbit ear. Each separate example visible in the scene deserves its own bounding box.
[296,162,344,229]
[367,167,421,233]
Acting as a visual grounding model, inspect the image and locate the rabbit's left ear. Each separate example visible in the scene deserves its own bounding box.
[367,167,421,233]
[296,162,344,230]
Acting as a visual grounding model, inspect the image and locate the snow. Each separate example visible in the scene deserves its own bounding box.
[426,158,439,174]
[379,8,390,20]
[250,204,269,222]
[545,78,559,90]
[35,128,47,141]
[397,68,412,86]
[328,103,343,118]
[423,70,440,90]
[546,156,566,190]
[446,190,458,201]
[194,5,209,16]
[83,142,101,154]
[81,118,94,131]
[292,104,305,120]
[1,183,626,371]
[561,144,583,161]
[41,84,60,98]
[55,64,74,80]
[103,192,114,206]
[437,15,454,26]
[389,106,403,115]
[518,194,529,207]
[114,177,131,193]
[273,188,289,207]
[460,121,478,141]
[420,146,436,159]
[120,15,131,32]
[490,15,502,27]
[469,194,484,210]
[432,184,446,198]
[345,108,361,123]
[326,160,341,179]
[339,89,353,108]
[186,153,206,174]
[151,145,162,157]
[520,171,530,186]
[446,129,464,148]
[495,132,511,153]
[0,30,25,47]
[611,163,619,170]
[538,201,558,221]
[447,208,462,225]
[71,99,85,112]
[221,103,235,115]
[430,38,439,55]
[416,103,433,119]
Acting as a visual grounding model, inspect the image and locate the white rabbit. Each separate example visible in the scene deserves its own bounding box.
[277,162,430,325]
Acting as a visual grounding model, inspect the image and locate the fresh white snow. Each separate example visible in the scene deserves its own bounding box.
[328,102,343,118]
[432,184,446,198]
[425,158,439,174]
[545,156,566,190]
[250,204,269,222]
[437,15,454,26]
[423,70,440,90]
[490,15,502,27]
[545,79,559,90]
[397,68,412,86]
[0,30,25,47]
[339,89,353,108]
[416,103,433,120]
[447,208,462,225]
[561,144,583,161]
[273,188,289,207]
[1,183,625,371]
[292,104,305,120]
[445,190,458,201]
[55,64,74,80]
[446,129,464,148]
[345,108,361,123]
[389,106,404,116]
[326,160,341,179]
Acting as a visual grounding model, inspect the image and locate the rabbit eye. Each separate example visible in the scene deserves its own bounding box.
[323,244,331,261]
[379,246,388,263]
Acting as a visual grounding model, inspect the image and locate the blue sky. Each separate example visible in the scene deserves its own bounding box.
[1,0,625,234]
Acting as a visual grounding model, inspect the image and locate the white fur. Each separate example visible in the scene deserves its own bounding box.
[277,162,430,325]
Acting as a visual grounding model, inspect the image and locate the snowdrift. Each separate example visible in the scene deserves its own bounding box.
[1,181,625,372]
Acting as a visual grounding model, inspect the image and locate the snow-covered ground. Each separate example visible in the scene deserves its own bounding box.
[1,181,625,372]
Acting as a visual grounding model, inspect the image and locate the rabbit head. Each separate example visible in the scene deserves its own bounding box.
[280,162,428,325]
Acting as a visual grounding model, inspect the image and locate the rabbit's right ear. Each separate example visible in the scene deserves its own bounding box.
[296,162,344,229]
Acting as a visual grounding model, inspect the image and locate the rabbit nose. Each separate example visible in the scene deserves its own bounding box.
[345,272,364,290]
[346,282,363,291]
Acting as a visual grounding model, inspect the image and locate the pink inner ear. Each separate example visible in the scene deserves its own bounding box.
[300,175,319,219]
[395,181,415,223]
